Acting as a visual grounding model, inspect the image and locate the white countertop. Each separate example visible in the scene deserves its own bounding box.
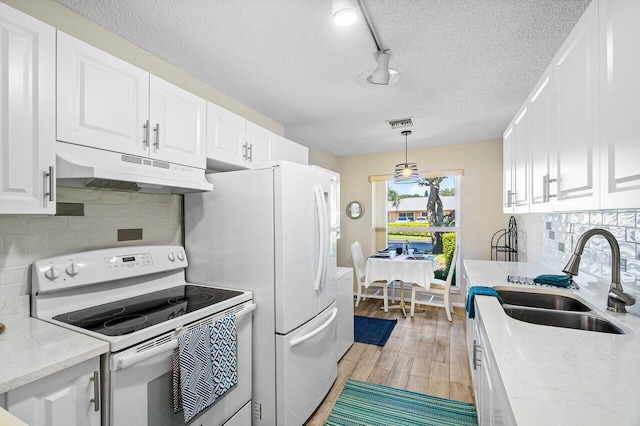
[464,260,640,425]
[337,266,353,279]
[0,317,108,394]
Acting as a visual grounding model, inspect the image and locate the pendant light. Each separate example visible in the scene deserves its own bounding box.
[394,130,419,183]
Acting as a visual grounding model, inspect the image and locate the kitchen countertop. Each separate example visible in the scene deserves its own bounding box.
[464,260,640,425]
[0,316,108,395]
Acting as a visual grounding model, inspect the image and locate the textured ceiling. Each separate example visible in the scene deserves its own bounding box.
[53,0,591,156]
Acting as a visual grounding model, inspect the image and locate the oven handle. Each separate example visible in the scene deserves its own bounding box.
[110,303,256,372]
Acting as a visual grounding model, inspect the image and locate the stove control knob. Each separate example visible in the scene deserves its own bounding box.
[176,251,185,261]
[44,266,60,280]
[66,263,81,276]
[168,252,176,262]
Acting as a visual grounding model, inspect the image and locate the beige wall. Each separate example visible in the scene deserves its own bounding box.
[309,150,339,173]
[2,0,284,136]
[337,138,511,299]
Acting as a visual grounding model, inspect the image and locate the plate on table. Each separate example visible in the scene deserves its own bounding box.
[371,252,391,258]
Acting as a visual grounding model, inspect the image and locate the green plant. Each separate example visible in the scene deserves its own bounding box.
[434,233,456,281]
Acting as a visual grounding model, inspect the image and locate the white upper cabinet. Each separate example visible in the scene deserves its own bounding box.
[246,120,271,164]
[149,75,206,168]
[512,107,530,213]
[0,4,56,215]
[206,101,249,170]
[57,32,205,169]
[528,66,556,213]
[502,107,529,214]
[552,1,600,211]
[599,0,640,208]
[57,31,149,157]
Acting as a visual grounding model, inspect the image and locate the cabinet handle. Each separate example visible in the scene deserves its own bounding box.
[153,123,160,150]
[44,166,54,202]
[543,174,557,202]
[90,370,100,412]
[505,189,513,208]
[242,142,248,160]
[248,143,253,162]
[473,340,481,370]
[143,120,150,148]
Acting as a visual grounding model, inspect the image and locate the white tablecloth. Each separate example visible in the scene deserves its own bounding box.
[364,255,438,290]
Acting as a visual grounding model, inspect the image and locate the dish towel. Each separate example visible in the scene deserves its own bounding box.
[176,324,216,423]
[533,274,573,287]
[466,286,503,319]
[209,314,238,399]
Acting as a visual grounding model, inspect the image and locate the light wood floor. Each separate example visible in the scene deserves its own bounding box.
[304,298,474,425]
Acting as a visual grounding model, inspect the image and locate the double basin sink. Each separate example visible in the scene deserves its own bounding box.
[497,289,625,334]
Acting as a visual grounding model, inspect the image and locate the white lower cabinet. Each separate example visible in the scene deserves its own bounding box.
[467,308,513,426]
[6,358,101,426]
[336,267,354,361]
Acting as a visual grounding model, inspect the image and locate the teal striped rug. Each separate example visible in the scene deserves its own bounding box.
[326,379,478,426]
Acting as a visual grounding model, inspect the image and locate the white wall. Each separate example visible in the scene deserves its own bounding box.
[337,138,510,301]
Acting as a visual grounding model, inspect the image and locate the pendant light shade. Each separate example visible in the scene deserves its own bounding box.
[394,130,419,183]
[331,0,358,26]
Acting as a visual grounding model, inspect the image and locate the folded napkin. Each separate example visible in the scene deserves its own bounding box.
[533,274,573,288]
[507,275,580,290]
[466,286,503,319]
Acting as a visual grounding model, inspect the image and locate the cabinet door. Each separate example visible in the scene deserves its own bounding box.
[599,0,640,208]
[502,126,515,213]
[246,121,271,165]
[528,67,556,212]
[206,102,248,169]
[149,75,206,168]
[512,108,530,213]
[7,358,101,426]
[57,31,149,157]
[552,2,600,211]
[271,134,309,165]
[0,4,55,215]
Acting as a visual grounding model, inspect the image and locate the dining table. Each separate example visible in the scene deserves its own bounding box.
[364,252,438,317]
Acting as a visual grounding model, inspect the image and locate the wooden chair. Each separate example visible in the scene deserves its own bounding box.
[410,245,459,321]
[351,241,394,312]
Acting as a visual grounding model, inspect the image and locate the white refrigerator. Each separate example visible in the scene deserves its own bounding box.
[184,161,340,425]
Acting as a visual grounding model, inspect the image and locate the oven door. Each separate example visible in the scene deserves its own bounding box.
[108,302,254,426]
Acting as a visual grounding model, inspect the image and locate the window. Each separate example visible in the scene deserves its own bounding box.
[372,172,461,284]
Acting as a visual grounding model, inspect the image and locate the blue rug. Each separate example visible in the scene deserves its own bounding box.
[326,379,478,426]
[353,315,397,346]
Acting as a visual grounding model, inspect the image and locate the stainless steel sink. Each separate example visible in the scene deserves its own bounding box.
[496,289,591,312]
[502,306,625,334]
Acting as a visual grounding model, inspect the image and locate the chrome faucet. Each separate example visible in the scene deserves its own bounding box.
[563,228,636,313]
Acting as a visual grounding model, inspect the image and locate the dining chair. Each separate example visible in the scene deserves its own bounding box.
[410,245,459,321]
[350,241,394,312]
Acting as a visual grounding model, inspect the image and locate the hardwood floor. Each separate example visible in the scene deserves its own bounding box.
[304,298,474,425]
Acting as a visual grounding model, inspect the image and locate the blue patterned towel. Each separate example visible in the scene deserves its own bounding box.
[466,286,503,319]
[209,314,238,399]
[177,324,216,423]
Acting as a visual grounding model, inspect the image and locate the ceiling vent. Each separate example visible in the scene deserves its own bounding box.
[386,117,414,130]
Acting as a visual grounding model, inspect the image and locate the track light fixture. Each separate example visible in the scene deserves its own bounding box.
[331,0,398,86]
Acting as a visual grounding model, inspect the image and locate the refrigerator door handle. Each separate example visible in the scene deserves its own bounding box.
[288,307,338,348]
[313,184,326,291]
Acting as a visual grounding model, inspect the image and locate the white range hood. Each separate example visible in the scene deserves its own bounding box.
[55,142,213,194]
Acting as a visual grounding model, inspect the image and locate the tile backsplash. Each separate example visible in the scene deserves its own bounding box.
[0,187,183,298]
[542,209,640,295]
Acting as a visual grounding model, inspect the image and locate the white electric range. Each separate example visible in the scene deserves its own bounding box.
[31,245,254,426]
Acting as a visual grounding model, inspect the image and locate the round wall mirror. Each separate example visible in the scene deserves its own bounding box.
[346,201,364,219]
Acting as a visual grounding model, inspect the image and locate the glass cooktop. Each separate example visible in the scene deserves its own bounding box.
[53,285,243,337]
